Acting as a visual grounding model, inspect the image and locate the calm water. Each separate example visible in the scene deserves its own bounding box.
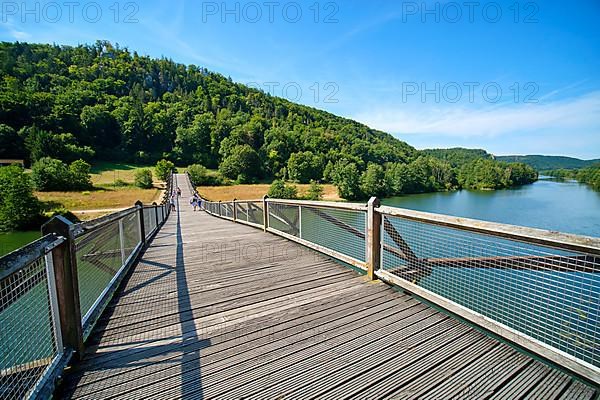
[382,177,600,238]
[0,231,40,257]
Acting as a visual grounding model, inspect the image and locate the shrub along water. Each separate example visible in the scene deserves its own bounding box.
[0,165,41,231]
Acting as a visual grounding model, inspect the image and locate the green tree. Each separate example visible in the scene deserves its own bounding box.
[360,164,388,197]
[155,159,176,181]
[0,165,40,231]
[219,144,261,180]
[267,180,298,199]
[287,151,323,183]
[187,164,209,186]
[331,161,362,200]
[0,124,24,159]
[134,169,154,188]
[69,159,93,190]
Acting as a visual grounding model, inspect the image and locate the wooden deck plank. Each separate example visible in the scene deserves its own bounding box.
[64,287,399,398]
[57,174,599,399]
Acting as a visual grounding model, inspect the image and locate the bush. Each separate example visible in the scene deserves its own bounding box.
[31,157,72,191]
[306,180,324,200]
[268,180,298,199]
[134,169,154,188]
[187,164,209,186]
[113,179,128,187]
[31,157,92,191]
[0,165,41,231]
[69,159,93,190]
[155,159,176,181]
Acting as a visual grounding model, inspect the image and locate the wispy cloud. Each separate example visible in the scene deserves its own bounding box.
[353,91,600,138]
[1,18,31,40]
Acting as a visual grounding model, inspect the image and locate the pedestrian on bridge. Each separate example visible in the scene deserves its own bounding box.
[190,195,199,211]
[170,193,176,211]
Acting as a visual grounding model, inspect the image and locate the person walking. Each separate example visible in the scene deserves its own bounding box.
[190,195,199,211]
[170,193,176,211]
[177,187,182,197]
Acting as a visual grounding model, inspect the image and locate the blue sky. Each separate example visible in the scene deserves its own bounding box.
[1,0,599,158]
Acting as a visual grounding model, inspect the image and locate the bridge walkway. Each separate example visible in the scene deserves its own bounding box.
[57,175,598,399]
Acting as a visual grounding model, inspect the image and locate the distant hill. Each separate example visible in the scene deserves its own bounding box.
[495,155,600,171]
[422,148,494,167]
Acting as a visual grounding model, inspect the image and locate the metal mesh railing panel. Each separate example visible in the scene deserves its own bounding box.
[0,257,60,399]
[236,203,248,222]
[380,214,600,367]
[268,203,300,237]
[143,208,155,239]
[300,206,367,262]
[75,220,122,321]
[247,202,263,225]
[122,212,141,262]
[223,203,233,219]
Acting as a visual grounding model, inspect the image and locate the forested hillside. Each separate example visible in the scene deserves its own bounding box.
[496,155,600,171]
[0,41,537,199]
[422,148,494,167]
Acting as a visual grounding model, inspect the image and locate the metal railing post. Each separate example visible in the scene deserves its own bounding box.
[298,205,302,239]
[233,199,237,222]
[41,216,84,358]
[136,200,146,245]
[118,218,126,265]
[262,195,269,232]
[218,201,222,217]
[367,197,381,280]
[152,202,159,230]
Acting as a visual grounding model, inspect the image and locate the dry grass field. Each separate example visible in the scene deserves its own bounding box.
[90,162,186,185]
[197,183,341,201]
[36,187,162,211]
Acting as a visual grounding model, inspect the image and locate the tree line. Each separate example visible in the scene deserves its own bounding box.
[543,165,600,191]
[0,41,537,205]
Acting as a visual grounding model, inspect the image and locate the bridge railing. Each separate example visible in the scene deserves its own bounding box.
[0,173,174,399]
[197,193,600,385]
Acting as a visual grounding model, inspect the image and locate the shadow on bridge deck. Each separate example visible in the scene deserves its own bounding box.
[56,177,598,399]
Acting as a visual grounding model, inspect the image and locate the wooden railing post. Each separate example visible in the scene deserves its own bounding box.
[233,198,237,222]
[136,200,146,245]
[41,216,84,358]
[367,197,381,280]
[262,195,269,232]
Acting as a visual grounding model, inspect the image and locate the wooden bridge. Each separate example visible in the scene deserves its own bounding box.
[49,175,596,399]
[2,173,599,399]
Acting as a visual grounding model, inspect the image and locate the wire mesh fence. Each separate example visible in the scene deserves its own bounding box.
[268,203,300,237]
[300,205,367,263]
[143,207,156,240]
[75,219,123,323]
[0,242,62,400]
[380,213,600,368]
[247,201,263,225]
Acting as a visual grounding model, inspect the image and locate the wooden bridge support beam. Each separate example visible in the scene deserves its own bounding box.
[41,216,85,359]
[367,197,381,280]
